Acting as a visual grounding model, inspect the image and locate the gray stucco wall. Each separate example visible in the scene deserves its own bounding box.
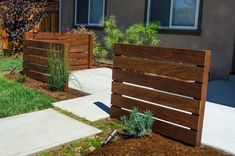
[61,0,235,80]
[60,0,75,32]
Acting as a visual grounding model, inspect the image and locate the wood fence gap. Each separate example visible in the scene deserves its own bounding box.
[110,43,211,146]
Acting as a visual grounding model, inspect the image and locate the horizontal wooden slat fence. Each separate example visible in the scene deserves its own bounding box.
[23,32,93,82]
[111,43,211,146]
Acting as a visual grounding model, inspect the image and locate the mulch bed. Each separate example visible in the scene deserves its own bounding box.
[87,133,228,156]
[4,72,88,101]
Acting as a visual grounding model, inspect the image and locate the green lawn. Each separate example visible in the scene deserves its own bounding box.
[0,77,53,118]
[0,57,23,72]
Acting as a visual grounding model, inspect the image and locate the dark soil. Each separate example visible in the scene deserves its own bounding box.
[87,133,229,156]
[4,73,88,101]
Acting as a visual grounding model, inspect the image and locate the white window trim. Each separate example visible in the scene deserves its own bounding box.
[74,0,105,27]
[147,0,200,30]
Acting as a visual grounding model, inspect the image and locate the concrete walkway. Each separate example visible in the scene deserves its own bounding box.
[0,109,101,156]
[54,68,235,155]
[54,68,112,121]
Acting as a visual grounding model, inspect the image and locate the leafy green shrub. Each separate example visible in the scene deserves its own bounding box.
[15,75,26,83]
[103,16,124,58]
[124,22,160,45]
[103,16,160,58]
[120,108,154,138]
[70,26,108,61]
[48,44,69,91]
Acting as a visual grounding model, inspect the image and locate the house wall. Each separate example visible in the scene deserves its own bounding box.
[60,0,235,80]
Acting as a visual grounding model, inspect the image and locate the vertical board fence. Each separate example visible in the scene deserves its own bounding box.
[111,43,211,146]
[23,32,93,82]
[38,1,59,32]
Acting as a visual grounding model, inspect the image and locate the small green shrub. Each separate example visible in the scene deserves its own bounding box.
[48,44,69,91]
[120,108,154,138]
[15,75,26,83]
[103,16,160,58]
[70,26,108,61]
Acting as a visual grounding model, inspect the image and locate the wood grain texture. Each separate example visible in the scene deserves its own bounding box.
[112,81,200,114]
[111,43,211,146]
[113,56,204,82]
[111,94,199,130]
[114,43,207,66]
[23,32,94,83]
[113,68,202,99]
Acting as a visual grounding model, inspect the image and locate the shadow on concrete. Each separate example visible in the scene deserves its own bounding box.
[94,102,111,114]
[207,80,235,108]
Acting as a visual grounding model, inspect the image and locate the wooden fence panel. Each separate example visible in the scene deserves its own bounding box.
[23,32,93,82]
[111,43,211,146]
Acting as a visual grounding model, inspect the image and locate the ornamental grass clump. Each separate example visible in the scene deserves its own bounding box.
[48,44,69,91]
[120,108,154,138]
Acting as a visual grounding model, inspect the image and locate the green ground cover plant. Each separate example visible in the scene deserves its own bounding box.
[40,108,124,156]
[0,56,23,72]
[0,77,53,118]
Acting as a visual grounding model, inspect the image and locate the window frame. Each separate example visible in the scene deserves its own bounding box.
[74,0,106,27]
[146,0,203,33]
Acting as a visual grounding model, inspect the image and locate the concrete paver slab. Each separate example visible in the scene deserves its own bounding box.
[69,68,112,95]
[0,109,101,156]
[54,92,111,121]
[202,102,235,155]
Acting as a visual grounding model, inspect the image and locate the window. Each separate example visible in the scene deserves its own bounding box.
[75,0,105,26]
[147,0,201,30]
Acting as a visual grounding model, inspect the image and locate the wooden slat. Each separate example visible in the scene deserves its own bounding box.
[195,51,211,145]
[67,53,88,59]
[114,43,207,66]
[23,62,48,74]
[23,47,48,57]
[113,56,204,82]
[111,106,198,146]
[111,94,199,130]
[113,68,202,99]
[25,32,89,40]
[68,59,88,66]
[68,47,88,53]
[23,70,48,82]
[68,65,89,71]
[24,55,48,66]
[112,81,200,115]
[23,40,64,49]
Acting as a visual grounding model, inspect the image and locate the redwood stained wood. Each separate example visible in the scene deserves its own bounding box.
[114,43,206,66]
[112,81,200,114]
[113,68,202,99]
[67,53,88,59]
[195,51,211,145]
[23,47,48,57]
[113,56,204,82]
[111,106,198,146]
[111,94,199,130]
[68,65,88,71]
[23,32,93,83]
[23,70,48,82]
[23,62,48,73]
[111,43,211,146]
[68,47,88,53]
[68,59,88,66]
[24,32,89,40]
[24,55,48,66]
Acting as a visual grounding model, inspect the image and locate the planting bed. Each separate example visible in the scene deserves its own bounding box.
[5,73,87,101]
[87,133,227,156]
